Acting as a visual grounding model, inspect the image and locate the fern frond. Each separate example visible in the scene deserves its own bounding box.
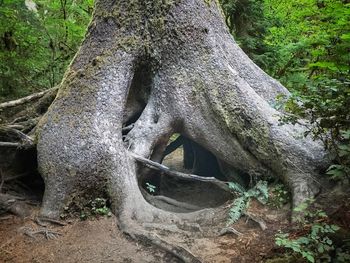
[228,181,245,194]
[255,180,269,204]
[228,196,247,224]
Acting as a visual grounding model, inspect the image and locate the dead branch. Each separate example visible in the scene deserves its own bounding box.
[0,87,58,110]
[131,153,232,193]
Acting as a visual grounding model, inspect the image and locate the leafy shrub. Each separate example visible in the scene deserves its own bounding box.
[0,0,93,101]
[62,197,111,220]
[275,200,340,263]
[268,183,290,209]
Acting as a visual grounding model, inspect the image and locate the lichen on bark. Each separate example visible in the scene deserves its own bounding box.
[35,0,329,261]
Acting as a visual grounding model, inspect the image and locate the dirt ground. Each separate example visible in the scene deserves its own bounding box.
[0,147,301,263]
[0,202,290,263]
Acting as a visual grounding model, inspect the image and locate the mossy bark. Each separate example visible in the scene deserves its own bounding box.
[36,0,328,260]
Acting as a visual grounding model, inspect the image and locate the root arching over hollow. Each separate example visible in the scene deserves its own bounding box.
[32,0,330,261]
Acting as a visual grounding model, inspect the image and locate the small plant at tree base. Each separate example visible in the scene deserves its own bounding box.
[78,197,111,220]
[275,199,340,263]
[90,198,111,217]
[228,180,268,224]
[268,183,290,209]
[146,182,156,193]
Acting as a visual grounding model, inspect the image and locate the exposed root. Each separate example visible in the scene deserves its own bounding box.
[0,126,34,148]
[145,194,202,211]
[244,212,267,231]
[132,153,232,193]
[0,142,22,148]
[121,223,203,263]
[19,227,61,240]
[142,222,186,234]
[122,123,135,133]
[218,227,243,236]
[35,217,67,227]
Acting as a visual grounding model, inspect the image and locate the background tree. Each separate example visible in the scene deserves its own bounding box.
[0,0,93,101]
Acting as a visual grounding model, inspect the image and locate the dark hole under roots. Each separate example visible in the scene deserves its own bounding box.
[140,134,233,212]
[1,147,45,206]
[122,61,152,129]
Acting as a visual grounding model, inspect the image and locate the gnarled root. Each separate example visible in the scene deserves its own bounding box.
[119,219,203,263]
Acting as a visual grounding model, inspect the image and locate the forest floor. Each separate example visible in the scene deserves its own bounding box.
[0,204,289,263]
[0,148,348,263]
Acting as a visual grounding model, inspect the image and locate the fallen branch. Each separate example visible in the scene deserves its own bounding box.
[0,87,58,110]
[131,153,232,193]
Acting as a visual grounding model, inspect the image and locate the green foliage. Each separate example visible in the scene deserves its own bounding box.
[79,197,111,220]
[0,0,93,101]
[219,0,273,69]
[228,180,268,224]
[146,182,156,193]
[258,0,350,182]
[275,200,341,263]
[267,183,290,209]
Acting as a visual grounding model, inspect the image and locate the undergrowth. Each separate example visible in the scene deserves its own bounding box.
[275,199,350,263]
[228,180,269,224]
[60,197,112,220]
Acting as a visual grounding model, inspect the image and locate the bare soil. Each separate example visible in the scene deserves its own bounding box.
[0,148,293,263]
[0,202,290,263]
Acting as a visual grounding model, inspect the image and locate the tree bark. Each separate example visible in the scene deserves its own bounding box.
[35,0,328,260]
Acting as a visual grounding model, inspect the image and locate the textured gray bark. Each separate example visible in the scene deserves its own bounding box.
[36,0,328,259]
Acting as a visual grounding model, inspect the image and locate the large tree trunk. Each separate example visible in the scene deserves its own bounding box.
[35,0,328,261]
